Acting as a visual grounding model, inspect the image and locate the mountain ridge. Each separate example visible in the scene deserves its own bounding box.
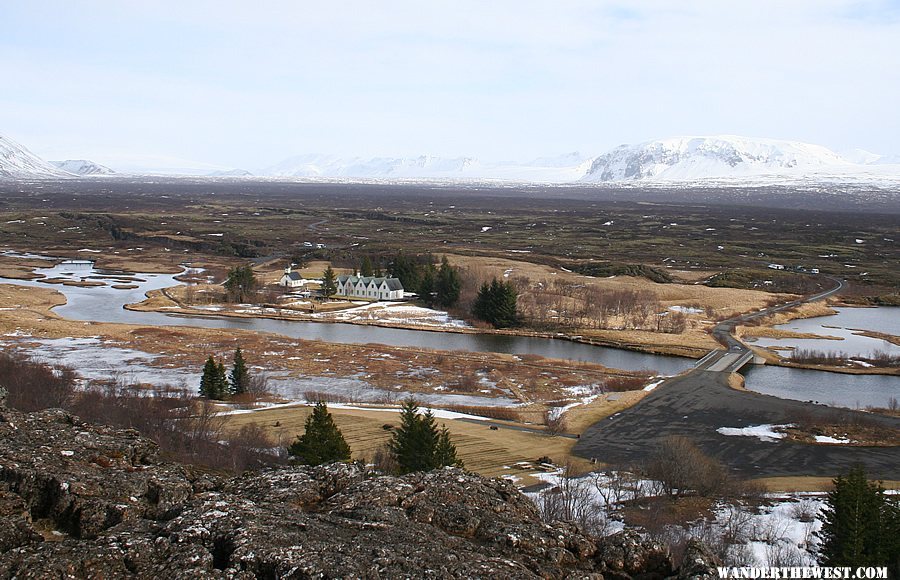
[2,131,900,184]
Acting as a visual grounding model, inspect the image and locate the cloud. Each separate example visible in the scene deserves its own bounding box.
[1,0,898,169]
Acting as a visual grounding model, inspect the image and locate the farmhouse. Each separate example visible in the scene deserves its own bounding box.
[279,266,304,288]
[336,275,404,301]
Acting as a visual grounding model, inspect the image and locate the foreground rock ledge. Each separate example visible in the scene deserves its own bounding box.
[0,400,716,579]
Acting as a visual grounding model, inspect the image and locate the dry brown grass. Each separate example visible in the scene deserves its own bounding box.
[223,404,586,486]
[445,253,787,315]
[753,476,900,492]
[561,389,650,434]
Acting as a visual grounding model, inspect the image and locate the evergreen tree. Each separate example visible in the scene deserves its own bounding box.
[223,264,257,303]
[472,278,518,328]
[389,400,462,474]
[435,256,461,307]
[199,355,228,400]
[199,355,217,398]
[419,264,436,305]
[389,253,422,293]
[472,281,492,321]
[819,466,900,574]
[288,402,351,465]
[228,347,250,397]
[433,425,460,468]
[360,255,374,277]
[214,361,228,399]
[321,265,337,298]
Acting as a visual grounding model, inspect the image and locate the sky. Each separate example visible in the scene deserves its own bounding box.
[1,0,899,172]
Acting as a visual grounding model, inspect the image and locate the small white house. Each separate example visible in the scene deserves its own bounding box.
[279,266,304,288]
[336,275,404,300]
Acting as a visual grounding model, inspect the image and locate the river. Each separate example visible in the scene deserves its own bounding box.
[2,260,897,409]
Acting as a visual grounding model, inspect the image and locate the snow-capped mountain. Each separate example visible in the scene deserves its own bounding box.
[580,136,888,183]
[263,154,478,178]
[208,168,254,177]
[51,159,114,175]
[260,153,592,182]
[0,133,72,178]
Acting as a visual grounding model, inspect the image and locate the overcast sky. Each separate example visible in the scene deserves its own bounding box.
[2,0,899,171]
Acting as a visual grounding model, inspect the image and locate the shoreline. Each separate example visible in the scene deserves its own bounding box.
[126,288,710,360]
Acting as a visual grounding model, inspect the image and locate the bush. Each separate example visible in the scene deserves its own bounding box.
[0,351,76,412]
[643,436,730,498]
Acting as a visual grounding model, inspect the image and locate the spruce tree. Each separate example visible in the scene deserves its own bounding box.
[321,265,337,298]
[229,347,250,397]
[223,264,257,303]
[360,256,374,277]
[435,256,461,307]
[199,356,228,400]
[419,264,436,305]
[199,355,218,398]
[472,278,517,328]
[819,465,900,573]
[213,361,228,399]
[389,400,462,474]
[288,402,351,465]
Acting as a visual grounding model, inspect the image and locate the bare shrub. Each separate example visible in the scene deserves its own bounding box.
[643,436,730,498]
[537,462,608,534]
[543,409,568,435]
[224,422,282,473]
[303,390,352,404]
[442,404,521,422]
[0,351,76,412]
[789,499,819,523]
[246,374,272,398]
[370,444,399,474]
[605,374,652,392]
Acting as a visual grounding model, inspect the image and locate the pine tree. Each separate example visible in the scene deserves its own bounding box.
[819,466,900,573]
[229,347,250,397]
[435,256,461,307]
[472,278,518,328]
[223,264,257,303]
[321,265,337,298]
[360,256,374,277]
[389,400,462,474]
[214,361,228,399]
[433,425,460,468]
[288,402,351,465]
[199,355,218,398]
[419,264,436,305]
[199,355,228,400]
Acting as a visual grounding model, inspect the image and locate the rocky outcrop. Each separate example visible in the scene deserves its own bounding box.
[0,400,716,578]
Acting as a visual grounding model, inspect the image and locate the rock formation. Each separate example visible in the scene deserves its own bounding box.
[0,398,717,578]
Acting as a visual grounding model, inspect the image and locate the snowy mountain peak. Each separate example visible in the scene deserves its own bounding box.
[0,133,72,178]
[582,135,859,182]
[51,159,115,175]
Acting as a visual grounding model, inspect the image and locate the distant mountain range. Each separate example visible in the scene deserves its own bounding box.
[2,131,899,185]
[1,134,72,178]
[51,159,115,176]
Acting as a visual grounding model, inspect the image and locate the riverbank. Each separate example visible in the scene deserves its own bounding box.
[129,287,714,359]
[0,283,659,416]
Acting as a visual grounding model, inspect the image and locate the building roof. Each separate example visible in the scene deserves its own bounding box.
[283,271,302,281]
[337,275,404,290]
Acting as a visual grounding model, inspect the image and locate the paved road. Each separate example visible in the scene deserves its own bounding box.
[574,276,900,479]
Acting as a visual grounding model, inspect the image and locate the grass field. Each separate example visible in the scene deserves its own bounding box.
[222,404,587,487]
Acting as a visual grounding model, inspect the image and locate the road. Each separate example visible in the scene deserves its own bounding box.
[574,276,900,480]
